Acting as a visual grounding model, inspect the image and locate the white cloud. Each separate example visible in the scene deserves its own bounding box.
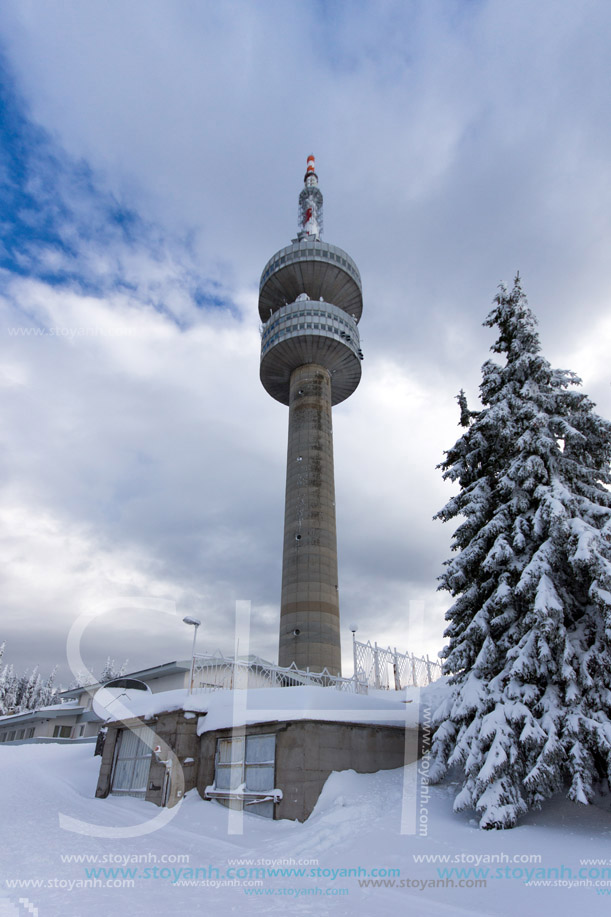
[1,0,611,678]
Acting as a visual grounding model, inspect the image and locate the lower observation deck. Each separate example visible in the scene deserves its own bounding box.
[260,300,363,406]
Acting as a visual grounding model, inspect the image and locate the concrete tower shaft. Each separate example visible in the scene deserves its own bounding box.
[259,158,363,675]
[279,364,340,673]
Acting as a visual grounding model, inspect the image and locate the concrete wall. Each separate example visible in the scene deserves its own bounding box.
[275,721,415,821]
[0,714,100,743]
[145,710,199,806]
[95,711,200,806]
[144,672,188,693]
[96,714,423,822]
[77,691,93,709]
[198,720,420,822]
[95,726,119,798]
[23,716,78,740]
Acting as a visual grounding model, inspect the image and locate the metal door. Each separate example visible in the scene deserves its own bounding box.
[111,726,153,798]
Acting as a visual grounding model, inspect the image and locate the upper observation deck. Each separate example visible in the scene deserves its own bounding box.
[258,239,363,324]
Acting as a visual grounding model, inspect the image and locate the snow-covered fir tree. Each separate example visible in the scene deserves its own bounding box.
[0,663,18,714]
[0,645,59,714]
[68,670,91,690]
[19,667,43,711]
[99,657,128,683]
[68,657,128,690]
[39,666,58,708]
[430,275,611,829]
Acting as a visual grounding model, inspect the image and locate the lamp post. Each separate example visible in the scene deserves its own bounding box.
[349,624,358,690]
[183,616,201,695]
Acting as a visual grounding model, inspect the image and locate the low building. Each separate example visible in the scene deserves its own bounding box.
[94,685,424,820]
[0,700,99,744]
[0,655,275,745]
[0,660,190,745]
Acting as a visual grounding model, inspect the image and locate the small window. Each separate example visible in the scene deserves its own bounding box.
[7,731,16,742]
[53,725,72,739]
[0,733,6,743]
[16,729,25,740]
[212,734,277,818]
[26,727,35,739]
[216,736,245,790]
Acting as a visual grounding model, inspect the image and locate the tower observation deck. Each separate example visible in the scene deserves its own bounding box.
[259,156,363,675]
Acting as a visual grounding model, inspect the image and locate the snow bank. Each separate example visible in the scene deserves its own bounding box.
[2,732,611,915]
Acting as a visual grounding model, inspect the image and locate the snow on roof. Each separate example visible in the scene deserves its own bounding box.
[58,660,193,696]
[35,700,81,712]
[0,700,83,723]
[196,686,420,733]
[99,681,448,731]
[58,654,276,697]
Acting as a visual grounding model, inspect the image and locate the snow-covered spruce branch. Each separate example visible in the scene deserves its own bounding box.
[430,275,611,829]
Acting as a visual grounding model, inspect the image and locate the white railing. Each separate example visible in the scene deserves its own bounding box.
[352,639,442,689]
[191,651,369,695]
[190,644,442,696]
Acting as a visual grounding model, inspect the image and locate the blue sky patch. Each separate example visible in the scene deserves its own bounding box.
[0,52,230,322]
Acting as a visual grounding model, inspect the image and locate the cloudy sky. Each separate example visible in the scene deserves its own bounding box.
[1,0,610,686]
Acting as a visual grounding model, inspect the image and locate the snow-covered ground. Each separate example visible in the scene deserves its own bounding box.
[1,738,610,917]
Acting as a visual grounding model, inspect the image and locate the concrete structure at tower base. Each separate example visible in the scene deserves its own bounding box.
[198,719,414,821]
[94,686,425,821]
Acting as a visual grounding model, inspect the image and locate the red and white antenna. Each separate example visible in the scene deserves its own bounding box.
[298,155,323,240]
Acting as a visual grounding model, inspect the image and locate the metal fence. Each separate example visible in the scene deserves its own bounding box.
[190,643,442,696]
[191,651,369,695]
[352,639,442,689]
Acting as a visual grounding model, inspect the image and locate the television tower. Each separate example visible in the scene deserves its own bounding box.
[259,156,363,676]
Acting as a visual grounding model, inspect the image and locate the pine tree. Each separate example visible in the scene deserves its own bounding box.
[0,647,59,713]
[99,657,128,683]
[0,643,6,715]
[68,670,89,690]
[430,275,611,829]
[99,657,115,683]
[19,666,42,712]
[0,664,18,714]
[40,666,58,708]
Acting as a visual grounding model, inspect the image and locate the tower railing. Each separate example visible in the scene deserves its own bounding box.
[259,239,362,292]
[260,300,362,362]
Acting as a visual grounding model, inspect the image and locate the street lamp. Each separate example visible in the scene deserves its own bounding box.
[183,616,201,695]
[349,624,358,689]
